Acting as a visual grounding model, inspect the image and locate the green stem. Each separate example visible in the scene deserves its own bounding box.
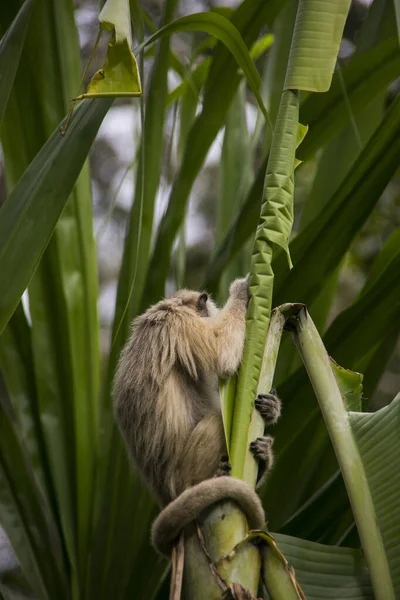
[293,306,395,600]
[243,307,287,487]
[183,504,260,599]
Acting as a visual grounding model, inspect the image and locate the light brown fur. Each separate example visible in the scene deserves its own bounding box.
[113,279,248,503]
[113,277,273,554]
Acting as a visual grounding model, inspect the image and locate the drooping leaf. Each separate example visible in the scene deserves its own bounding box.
[134,12,271,126]
[82,0,142,98]
[167,33,274,109]
[270,2,394,384]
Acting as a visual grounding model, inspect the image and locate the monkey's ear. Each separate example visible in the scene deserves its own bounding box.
[197,293,208,311]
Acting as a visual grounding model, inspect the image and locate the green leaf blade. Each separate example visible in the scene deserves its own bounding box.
[90,1,178,595]
[285,0,351,92]
[299,37,400,159]
[231,90,299,481]
[0,99,111,335]
[0,0,32,125]
[349,395,400,591]
[0,387,68,599]
[263,242,400,533]
[274,91,400,309]
[136,12,270,125]
[83,0,142,98]
[273,534,374,599]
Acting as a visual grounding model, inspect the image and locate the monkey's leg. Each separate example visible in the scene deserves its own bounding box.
[254,389,281,426]
[215,454,232,477]
[177,412,226,493]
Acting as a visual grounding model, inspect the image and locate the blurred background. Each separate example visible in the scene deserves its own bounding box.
[0,0,399,596]
[93,0,395,410]
[3,0,396,406]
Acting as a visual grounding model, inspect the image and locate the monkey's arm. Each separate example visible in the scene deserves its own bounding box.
[174,278,248,379]
[207,277,248,376]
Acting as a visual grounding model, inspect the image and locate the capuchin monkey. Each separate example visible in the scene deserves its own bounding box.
[113,277,281,555]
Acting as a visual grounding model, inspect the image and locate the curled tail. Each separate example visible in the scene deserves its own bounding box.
[152,477,265,555]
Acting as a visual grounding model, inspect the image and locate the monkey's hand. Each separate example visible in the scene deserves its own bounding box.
[251,390,281,487]
[229,275,249,305]
[151,477,265,556]
[250,435,274,489]
[255,390,281,426]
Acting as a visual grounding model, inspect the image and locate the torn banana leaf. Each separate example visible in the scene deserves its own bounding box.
[80,0,141,99]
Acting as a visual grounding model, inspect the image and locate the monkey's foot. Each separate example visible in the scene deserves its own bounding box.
[216,454,232,477]
[255,390,281,426]
[250,436,274,471]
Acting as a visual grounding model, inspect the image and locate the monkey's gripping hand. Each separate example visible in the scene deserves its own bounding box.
[229,275,249,306]
[151,477,265,556]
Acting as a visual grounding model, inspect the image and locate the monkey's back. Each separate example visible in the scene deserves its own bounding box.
[112,293,219,503]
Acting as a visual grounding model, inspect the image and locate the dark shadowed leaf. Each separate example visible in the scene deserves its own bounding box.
[0,0,32,125]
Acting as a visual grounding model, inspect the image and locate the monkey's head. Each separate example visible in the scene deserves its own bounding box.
[169,290,219,318]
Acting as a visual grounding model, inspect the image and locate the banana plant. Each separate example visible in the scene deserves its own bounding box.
[0,0,399,599]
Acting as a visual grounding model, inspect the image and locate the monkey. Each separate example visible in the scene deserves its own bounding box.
[112,277,281,555]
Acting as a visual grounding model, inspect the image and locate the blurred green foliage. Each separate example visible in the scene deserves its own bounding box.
[0,0,399,598]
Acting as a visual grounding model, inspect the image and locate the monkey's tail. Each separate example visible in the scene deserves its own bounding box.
[151,477,265,556]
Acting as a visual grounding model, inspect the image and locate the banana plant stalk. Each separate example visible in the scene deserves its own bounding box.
[291,305,395,600]
[181,307,301,599]
[243,305,298,487]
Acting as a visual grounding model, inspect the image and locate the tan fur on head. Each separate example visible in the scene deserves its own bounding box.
[152,477,265,556]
